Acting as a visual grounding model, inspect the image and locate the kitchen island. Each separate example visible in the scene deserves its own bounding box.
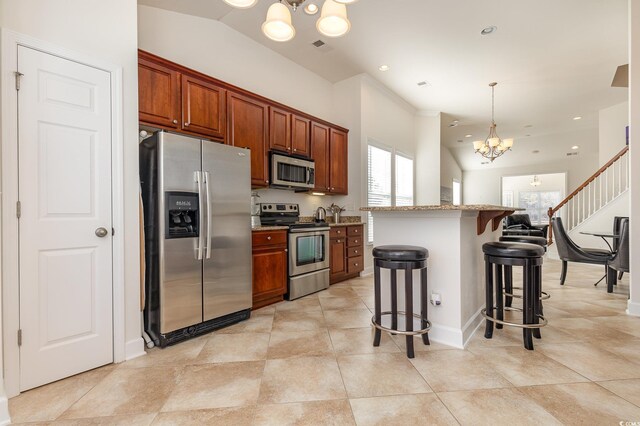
[360,205,517,348]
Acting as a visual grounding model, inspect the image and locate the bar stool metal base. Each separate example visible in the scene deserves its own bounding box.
[372,312,431,336]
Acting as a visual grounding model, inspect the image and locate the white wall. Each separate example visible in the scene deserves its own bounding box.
[0,0,142,398]
[440,146,462,190]
[463,153,598,206]
[415,113,442,204]
[599,101,629,166]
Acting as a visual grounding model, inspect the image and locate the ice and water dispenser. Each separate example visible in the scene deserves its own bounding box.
[165,192,199,239]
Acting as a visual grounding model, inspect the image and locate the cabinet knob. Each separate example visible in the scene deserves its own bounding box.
[355,263,358,267]
[337,239,341,243]
[267,236,272,240]
[287,147,291,150]
[354,229,359,233]
[355,250,358,254]
[337,230,341,234]
[293,148,297,152]
[355,240,359,244]
[184,122,190,127]
[266,180,269,184]
[285,248,288,252]
[172,119,178,124]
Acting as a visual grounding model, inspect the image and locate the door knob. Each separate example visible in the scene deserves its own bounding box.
[95,227,109,238]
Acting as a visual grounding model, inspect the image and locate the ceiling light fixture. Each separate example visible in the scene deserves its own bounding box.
[530,175,541,187]
[304,3,319,14]
[573,116,582,120]
[472,82,514,162]
[481,26,497,35]
[572,145,579,150]
[223,0,258,8]
[465,134,472,138]
[378,65,390,72]
[226,0,351,42]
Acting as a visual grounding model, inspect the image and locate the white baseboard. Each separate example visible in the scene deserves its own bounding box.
[0,383,11,425]
[125,337,147,361]
[462,309,484,347]
[627,300,640,317]
[361,266,373,277]
[427,323,465,349]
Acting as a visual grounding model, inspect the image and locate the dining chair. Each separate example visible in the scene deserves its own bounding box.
[551,217,612,285]
[612,216,628,280]
[607,218,629,293]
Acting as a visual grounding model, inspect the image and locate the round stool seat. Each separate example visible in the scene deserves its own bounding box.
[482,242,544,258]
[499,235,547,247]
[372,245,429,261]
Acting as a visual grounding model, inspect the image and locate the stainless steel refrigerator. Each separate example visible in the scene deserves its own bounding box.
[140,131,252,347]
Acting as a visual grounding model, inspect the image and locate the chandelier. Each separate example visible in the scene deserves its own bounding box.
[530,175,541,187]
[223,0,356,42]
[473,82,514,162]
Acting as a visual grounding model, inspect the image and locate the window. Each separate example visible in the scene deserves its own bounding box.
[367,143,414,243]
[452,180,461,206]
[518,191,561,225]
[502,190,514,207]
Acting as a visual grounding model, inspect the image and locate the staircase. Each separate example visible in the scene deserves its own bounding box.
[547,146,629,244]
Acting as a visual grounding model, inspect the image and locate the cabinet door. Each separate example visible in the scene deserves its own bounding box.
[227,92,269,187]
[269,106,291,153]
[252,248,287,305]
[330,238,347,277]
[311,122,330,192]
[291,115,311,158]
[138,58,180,128]
[181,74,226,140]
[329,128,348,194]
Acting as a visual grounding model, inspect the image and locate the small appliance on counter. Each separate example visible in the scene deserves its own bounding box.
[259,203,330,299]
[315,206,326,223]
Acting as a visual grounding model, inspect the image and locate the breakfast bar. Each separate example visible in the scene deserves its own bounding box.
[360,205,517,348]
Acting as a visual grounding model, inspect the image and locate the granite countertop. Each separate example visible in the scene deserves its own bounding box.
[251,226,289,231]
[360,204,523,212]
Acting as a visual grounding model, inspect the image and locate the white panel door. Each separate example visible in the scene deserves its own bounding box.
[17,46,113,391]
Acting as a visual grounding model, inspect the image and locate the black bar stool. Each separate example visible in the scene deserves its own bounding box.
[498,236,549,312]
[482,242,547,350]
[372,245,431,358]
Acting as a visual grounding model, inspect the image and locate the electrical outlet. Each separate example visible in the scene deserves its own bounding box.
[430,293,441,306]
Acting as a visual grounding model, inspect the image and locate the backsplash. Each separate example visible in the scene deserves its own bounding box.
[252,187,358,217]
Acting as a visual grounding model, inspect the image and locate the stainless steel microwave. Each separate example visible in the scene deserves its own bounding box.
[270,153,315,190]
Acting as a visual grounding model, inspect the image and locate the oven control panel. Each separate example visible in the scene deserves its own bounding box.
[259,203,299,213]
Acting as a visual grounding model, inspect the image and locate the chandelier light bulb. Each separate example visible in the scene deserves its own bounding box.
[223,0,258,9]
[317,0,351,38]
[503,138,514,148]
[473,141,484,151]
[488,137,500,148]
[262,2,296,42]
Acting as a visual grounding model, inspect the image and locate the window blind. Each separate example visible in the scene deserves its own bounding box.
[367,145,392,243]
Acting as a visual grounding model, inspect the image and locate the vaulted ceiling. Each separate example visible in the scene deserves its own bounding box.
[138,0,629,170]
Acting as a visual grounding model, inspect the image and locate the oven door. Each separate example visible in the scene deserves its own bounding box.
[289,229,330,276]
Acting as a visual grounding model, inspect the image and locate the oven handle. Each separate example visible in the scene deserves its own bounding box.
[289,228,330,234]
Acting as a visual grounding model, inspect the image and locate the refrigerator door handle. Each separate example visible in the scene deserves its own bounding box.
[195,171,204,260]
[205,171,212,259]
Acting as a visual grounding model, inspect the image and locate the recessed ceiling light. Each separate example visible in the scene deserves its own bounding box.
[417,81,430,87]
[525,134,531,137]
[572,145,579,150]
[532,150,540,154]
[481,26,497,35]
[457,139,464,143]
[524,124,533,128]
[378,65,390,72]
[481,161,490,165]
[304,3,319,14]
[465,134,472,138]
[573,116,582,120]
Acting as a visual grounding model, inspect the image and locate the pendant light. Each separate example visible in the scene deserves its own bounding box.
[223,0,258,9]
[472,82,514,162]
[262,2,296,42]
[317,0,351,38]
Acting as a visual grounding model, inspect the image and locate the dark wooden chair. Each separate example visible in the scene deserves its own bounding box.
[612,216,628,280]
[551,217,612,285]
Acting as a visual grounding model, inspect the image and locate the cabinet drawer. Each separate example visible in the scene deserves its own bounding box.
[347,256,364,274]
[347,236,362,247]
[347,225,363,236]
[252,230,287,247]
[330,227,347,238]
[347,246,363,258]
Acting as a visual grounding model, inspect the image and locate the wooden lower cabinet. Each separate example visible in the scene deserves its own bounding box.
[330,225,365,284]
[252,230,288,309]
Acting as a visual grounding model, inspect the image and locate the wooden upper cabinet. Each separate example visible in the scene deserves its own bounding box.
[181,75,226,140]
[291,115,311,158]
[269,106,291,154]
[329,128,348,194]
[227,92,269,187]
[138,58,180,128]
[311,122,330,192]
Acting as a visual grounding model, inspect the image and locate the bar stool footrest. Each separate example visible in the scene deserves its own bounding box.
[504,287,550,301]
[481,308,547,329]
[372,312,431,336]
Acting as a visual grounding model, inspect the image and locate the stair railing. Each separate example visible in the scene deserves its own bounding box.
[547,146,629,245]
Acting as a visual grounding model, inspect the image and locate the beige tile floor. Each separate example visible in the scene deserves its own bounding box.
[9,258,640,425]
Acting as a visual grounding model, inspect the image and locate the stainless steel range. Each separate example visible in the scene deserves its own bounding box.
[259,203,330,299]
